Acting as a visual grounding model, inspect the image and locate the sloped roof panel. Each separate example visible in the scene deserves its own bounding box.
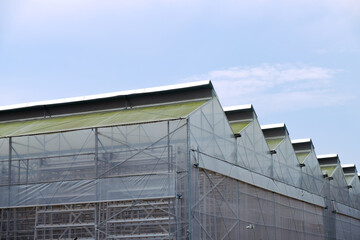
[0,101,206,138]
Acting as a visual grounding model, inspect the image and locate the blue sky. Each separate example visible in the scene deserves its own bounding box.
[0,1,359,167]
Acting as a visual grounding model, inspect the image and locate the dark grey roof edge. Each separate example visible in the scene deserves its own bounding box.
[261,123,289,138]
[0,81,214,122]
[342,164,357,174]
[223,104,256,122]
[0,81,213,111]
[291,138,314,151]
[317,154,339,165]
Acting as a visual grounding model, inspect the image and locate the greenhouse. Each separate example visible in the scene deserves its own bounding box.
[0,81,359,239]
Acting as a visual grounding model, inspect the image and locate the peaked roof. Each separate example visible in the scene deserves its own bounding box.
[342,164,358,185]
[261,123,288,150]
[0,81,216,138]
[317,154,339,177]
[291,138,314,163]
[224,104,255,133]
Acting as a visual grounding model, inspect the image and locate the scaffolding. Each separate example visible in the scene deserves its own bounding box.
[0,117,188,239]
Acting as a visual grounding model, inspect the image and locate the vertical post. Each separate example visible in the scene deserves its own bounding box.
[167,121,170,173]
[167,121,171,238]
[0,209,3,239]
[187,119,192,239]
[270,154,274,179]
[94,128,99,240]
[17,161,20,185]
[13,209,17,239]
[7,137,12,240]
[6,208,10,240]
[26,160,29,185]
[273,192,277,239]
[95,128,99,191]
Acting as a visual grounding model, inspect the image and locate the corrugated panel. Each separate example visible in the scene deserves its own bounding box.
[229,122,250,133]
[0,101,206,138]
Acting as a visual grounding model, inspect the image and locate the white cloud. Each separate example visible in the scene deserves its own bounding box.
[181,64,352,113]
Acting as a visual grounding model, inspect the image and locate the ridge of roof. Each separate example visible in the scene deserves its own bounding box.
[342,164,356,168]
[317,154,339,159]
[291,138,312,144]
[261,123,286,130]
[0,80,212,112]
[223,104,253,112]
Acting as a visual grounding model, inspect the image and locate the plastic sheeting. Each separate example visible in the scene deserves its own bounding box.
[1,119,188,239]
[1,97,360,239]
[192,169,328,239]
[187,98,360,239]
[1,120,189,208]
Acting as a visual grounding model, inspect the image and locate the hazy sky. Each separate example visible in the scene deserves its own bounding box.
[0,1,359,167]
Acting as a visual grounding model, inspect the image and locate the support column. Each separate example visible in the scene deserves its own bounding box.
[6,137,12,240]
[94,128,99,240]
[187,120,192,239]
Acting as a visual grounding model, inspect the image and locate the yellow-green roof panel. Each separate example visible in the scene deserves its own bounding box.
[320,166,337,177]
[266,138,284,150]
[296,152,310,163]
[230,121,250,133]
[0,101,207,138]
[345,175,354,185]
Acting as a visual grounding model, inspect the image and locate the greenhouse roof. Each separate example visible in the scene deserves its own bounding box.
[292,139,314,151]
[0,100,206,138]
[224,104,255,123]
[0,80,214,122]
[0,81,212,112]
[342,164,356,169]
[317,154,339,177]
[261,123,286,130]
[318,154,338,159]
[261,123,289,139]
[342,164,357,185]
[292,139,313,163]
[223,104,253,112]
[291,138,312,144]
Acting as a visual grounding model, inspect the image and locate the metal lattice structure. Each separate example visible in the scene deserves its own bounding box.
[0,81,359,239]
